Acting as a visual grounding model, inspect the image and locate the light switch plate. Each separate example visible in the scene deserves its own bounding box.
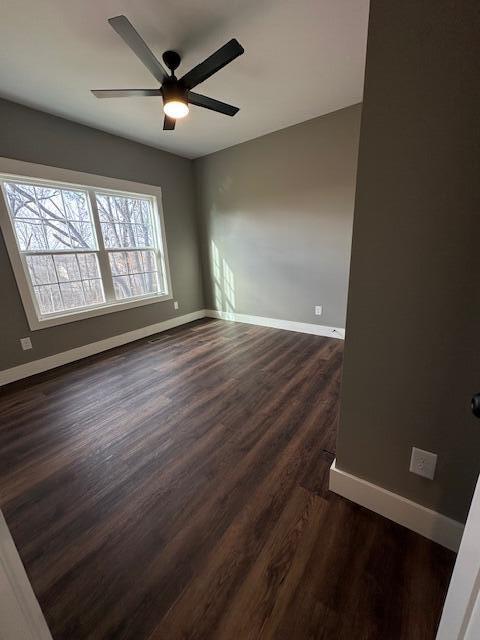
[409,447,437,480]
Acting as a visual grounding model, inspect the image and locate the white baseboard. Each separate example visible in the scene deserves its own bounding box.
[0,310,206,387]
[1,309,343,387]
[329,459,464,551]
[205,309,345,339]
[0,510,53,639]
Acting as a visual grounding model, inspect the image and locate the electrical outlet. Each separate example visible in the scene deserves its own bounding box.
[20,337,32,351]
[409,447,437,480]
[315,305,323,316]
[173,301,179,310]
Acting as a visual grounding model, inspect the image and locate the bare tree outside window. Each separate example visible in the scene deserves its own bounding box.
[6,183,93,251]
[5,182,103,314]
[2,178,167,320]
[95,193,163,300]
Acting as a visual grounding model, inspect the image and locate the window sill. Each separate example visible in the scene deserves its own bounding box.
[28,292,173,330]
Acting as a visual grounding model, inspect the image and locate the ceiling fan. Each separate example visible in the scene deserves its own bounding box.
[92,15,244,131]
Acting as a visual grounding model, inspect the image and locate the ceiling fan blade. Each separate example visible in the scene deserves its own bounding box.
[180,39,244,89]
[188,91,239,116]
[108,15,168,83]
[163,115,176,130]
[92,89,162,98]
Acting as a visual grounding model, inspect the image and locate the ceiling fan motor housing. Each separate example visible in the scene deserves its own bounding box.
[161,79,189,106]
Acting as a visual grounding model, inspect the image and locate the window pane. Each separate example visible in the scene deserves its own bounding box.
[43,219,96,251]
[113,275,132,300]
[26,255,57,285]
[59,282,86,309]
[139,200,151,225]
[5,181,96,252]
[140,250,157,272]
[53,254,81,281]
[44,221,73,249]
[131,272,158,296]
[35,284,63,314]
[98,221,115,248]
[97,194,151,223]
[14,220,47,250]
[27,252,105,316]
[109,251,128,276]
[146,272,160,294]
[126,273,158,298]
[96,194,120,222]
[77,253,100,279]
[101,222,142,249]
[135,223,153,247]
[5,183,39,219]
[109,250,155,276]
[119,224,138,248]
[109,250,160,300]
[83,279,104,306]
[34,187,65,221]
[130,274,144,297]
[71,221,95,249]
[127,250,143,273]
[63,190,90,221]
[97,193,154,249]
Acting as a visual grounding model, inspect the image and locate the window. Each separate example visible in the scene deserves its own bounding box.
[0,163,171,330]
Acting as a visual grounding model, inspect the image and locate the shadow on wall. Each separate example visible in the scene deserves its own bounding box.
[211,240,236,315]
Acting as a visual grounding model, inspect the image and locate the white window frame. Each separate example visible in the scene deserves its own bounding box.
[0,157,172,330]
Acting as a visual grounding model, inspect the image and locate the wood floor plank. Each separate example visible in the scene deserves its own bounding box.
[0,319,454,640]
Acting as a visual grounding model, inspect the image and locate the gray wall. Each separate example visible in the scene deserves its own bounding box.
[193,104,361,328]
[0,98,204,370]
[336,1,480,522]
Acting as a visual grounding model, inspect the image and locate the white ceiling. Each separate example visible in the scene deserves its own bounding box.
[0,0,369,159]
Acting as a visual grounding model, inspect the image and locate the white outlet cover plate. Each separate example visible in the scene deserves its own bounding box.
[315,305,323,316]
[20,337,32,350]
[409,447,437,480]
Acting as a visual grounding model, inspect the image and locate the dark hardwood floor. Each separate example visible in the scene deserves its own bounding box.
[0,319,454,640]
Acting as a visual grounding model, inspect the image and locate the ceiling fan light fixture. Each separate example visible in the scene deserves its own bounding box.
[93,16,244,131]
[163,99,189,119]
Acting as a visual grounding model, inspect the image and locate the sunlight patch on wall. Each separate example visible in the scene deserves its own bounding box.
[211,240,235,314]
